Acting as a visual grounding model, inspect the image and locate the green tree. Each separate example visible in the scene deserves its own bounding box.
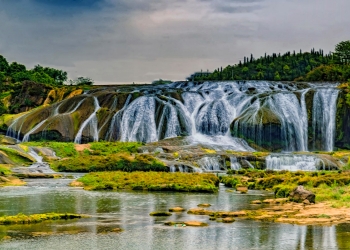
[9,62,26,75]
[0,55,9,73]
[32,65,67,85]
[274,71,281,81]
[335,40,350,64]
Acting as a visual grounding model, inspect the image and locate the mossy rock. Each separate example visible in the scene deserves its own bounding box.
[149,211,172,216]
[169,207,186,212]
[197,203,211,208]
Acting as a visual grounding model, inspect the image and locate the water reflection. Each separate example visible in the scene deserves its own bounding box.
[0,180,349,249]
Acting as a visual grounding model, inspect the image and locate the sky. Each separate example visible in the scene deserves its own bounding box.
[0,0,349,84]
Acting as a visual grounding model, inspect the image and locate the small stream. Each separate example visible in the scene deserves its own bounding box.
[0,178,350,250]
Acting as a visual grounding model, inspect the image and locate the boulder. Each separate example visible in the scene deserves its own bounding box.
[184,221,208,227]
[289,185,315,203]
[251,200,262,205]
[222,217,235,223]
[169,207,186,212]
[236,186,248,193]
[187,208,213,215]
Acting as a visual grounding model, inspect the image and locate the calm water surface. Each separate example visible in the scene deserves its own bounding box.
[0,178,350,250]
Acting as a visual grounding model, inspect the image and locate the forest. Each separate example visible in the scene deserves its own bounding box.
[190,40,350,82]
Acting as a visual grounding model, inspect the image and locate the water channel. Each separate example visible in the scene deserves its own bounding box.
[1,178,350,250]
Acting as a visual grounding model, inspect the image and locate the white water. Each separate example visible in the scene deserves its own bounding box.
[74,96,100,144]
[266,154,325,171]
[120,96,158,143]
[197,157,222,171]
[230,156,241,170]
[312,88,339,151]
[6,81,340,153]
[28,148,43,163]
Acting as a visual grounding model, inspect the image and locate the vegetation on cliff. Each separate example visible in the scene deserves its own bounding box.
[77,171,219,192]
[0,54,94,116]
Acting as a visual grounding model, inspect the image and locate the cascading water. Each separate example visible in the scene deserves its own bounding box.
[266,154,325,171]
[120,96,158,143]
[74,96,101,144]
[197,157,223,171]
[312,88,339,151]
[5,81,340,155]
[230,156,241,170]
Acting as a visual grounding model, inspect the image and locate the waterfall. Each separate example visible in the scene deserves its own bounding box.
[5,81,340,152]
[28,148,43,163]
[6,112,33,141]
[266,154,325,171]
[105,95,132,141]
[169,165,176,172]
[21,102,64,142]
[197,157,222,171]
[120,96,158,143]
[230,156,241,170]
[312,88,339,151]
[74,96,100,144]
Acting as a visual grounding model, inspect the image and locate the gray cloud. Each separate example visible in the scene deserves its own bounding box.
[0,0,349,83]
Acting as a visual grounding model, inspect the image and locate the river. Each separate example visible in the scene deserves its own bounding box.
[0,178,349,250]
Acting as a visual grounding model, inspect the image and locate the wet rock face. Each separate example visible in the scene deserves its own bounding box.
[5,81,342,152]
[335,91,350,150]
[289,185,315,204]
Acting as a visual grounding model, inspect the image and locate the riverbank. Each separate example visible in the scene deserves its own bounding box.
[187,200,350,225]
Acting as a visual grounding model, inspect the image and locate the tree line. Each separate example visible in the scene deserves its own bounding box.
[0,54,94,91]
[190,40,350,82]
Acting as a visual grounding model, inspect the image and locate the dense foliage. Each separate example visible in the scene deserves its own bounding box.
[190,40,350,82]
[0,56,67,88]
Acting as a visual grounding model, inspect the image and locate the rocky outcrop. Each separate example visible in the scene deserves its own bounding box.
[6,81,85,114]
[289,185,315,203]
[335,90,350,150]
[231,106,283,151]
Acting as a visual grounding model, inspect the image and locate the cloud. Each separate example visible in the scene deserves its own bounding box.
[0,0,349,83]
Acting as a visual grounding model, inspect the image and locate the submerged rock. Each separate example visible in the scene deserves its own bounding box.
[197,203,211,208]
[169,207,186,212]
[289,185,315,203]
[149,211,172,216]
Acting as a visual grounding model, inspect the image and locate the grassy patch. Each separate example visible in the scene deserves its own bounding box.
[22,142,78,158]
[53,153,167,172]
[78,171,219,193]
[0,146,34,165]
[89,141,142,155]
[0,165,12,175]
[0,213,88,225]
[221,169,350,206]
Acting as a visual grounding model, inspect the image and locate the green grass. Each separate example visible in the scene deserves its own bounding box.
[78,171,219,193]
[221,169,350,206]
[22,142,78,158]
[0,165,12,175]
[0,213,88,225]
[0,146,34,165]
[53,153,167,172]
[89,141,142,155]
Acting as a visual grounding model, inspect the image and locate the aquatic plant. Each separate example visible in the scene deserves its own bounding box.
[78,171,219,193]
[0,213,88,225]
